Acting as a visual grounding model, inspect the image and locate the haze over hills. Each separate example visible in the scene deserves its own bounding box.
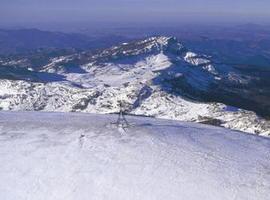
[0,36,269,136]
[0,29,128,55]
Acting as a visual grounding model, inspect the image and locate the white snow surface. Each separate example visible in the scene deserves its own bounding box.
[0,111,270,200]
[184,52,217,74]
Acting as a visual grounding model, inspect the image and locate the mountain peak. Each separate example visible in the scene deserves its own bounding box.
[147,36,186,54]
[118,36,186,56]
[147,36,175,45]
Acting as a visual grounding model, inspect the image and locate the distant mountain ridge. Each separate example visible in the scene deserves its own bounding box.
[0,29,127,55]
[0,36,269,136]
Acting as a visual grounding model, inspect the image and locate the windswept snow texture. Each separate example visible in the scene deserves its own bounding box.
[0,111,270,200]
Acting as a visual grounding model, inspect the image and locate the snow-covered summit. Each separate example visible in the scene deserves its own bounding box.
[0,111,269,200]
[93,36,186,61]
[0,36,269,136]
[135,36,185,53]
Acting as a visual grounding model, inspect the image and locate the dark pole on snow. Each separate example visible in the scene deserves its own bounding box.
[116,101,130,128]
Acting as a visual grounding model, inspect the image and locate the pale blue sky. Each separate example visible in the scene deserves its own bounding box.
[1,0,270,27]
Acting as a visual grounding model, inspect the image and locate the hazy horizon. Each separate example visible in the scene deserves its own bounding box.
[1,0,270,32]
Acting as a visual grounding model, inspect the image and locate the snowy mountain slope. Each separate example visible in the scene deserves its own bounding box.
[0,111,269,200]
[0,36,269,136]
